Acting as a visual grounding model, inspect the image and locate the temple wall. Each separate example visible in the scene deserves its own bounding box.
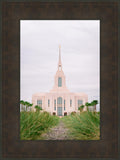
[32,92,88,116]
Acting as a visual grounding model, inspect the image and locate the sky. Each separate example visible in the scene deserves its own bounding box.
[20,20,100,111]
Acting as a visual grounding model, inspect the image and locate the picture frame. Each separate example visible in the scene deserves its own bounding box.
[2,1,118,158]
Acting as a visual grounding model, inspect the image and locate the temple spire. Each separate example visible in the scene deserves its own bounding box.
[58,45,62,70]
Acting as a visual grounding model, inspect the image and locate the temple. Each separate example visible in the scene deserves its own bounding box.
[32,46,88,116]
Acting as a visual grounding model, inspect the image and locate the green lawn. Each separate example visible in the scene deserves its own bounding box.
[20,111,59,140]
[62,111,100,140]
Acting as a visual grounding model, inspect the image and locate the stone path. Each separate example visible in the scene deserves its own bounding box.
[41,119,71,140]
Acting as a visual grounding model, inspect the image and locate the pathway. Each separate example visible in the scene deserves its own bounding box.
[41,119,72,140]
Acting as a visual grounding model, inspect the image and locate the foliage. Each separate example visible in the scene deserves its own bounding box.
[43,111,49,114]
[85,102,91,111]
[90,100,98,111]
[85,100,98,111]
[92,100,98,105]
[20,111,59,140]
[85,102,91,106]
[78,105,84,112]
[70,111,76,116]
[20,100,33,111]
[35,105,42,112]
[20,100,25,111]
[62,111,100,140]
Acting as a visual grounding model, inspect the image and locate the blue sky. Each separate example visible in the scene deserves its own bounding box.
[20,20,100,111]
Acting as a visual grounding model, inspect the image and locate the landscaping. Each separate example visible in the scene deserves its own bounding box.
[62,111,100,140]
[20,111,59,140]
[20,100,100,140]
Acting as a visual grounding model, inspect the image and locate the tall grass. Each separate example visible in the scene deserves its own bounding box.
[20,111,59,140]
[62,111,100,140]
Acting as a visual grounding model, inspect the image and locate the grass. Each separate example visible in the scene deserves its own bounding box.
[62,111,100,140]
[20,110,100,140]
[20,111,59,140]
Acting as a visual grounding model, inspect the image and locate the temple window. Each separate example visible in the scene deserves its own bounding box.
[70,99,72,107]
[58,77,62,87]
[48,99,50,107]
[37,100,42,108]
[64,100,66,110]
[54,100,56,110]
[78,100,83,109]
[57,97,62,104]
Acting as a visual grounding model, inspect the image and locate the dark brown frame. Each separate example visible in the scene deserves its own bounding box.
[2,2,118,158]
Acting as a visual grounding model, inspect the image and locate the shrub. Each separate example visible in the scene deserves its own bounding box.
[62,111,100,140]
[20,111,59,140]
[78,105,84,112]
[71,111,76,116]
[35,105,42,112]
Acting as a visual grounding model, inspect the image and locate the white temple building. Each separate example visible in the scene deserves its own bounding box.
[32,46,88,116]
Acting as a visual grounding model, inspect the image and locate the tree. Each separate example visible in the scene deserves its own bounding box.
[78,105,84,112]
[85,102,91,111]
[24,101,29,111]
[25,101,32,111]
[91,100,98,112]
[35,105,42,112]
[29,103,33,111]
[20,100,27,111]
[20,100,24,111]
[20,100,34,112]
[22,101,26,111]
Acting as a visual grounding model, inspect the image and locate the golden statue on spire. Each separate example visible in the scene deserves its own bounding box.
[59,44,61,48]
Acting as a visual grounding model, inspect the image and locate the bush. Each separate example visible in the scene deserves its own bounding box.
[78,105,84,112]
[42,111,50,115]
[20,111,59,140]
[71,111,76,116]
[62,111,100,140]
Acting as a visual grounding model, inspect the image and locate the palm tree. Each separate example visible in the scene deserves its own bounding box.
[27,102,31,111]
[78,105,84,113]
[27,102,30,111]
[20,100,24,111]
[39,106,42,112]
[35,105,39,112]
[85,102,91,111]
[29,103,33,111]
[35,105,42,112]
[24,101,29,111]
[20,100,27,111]
[20,101,33,112]
[23,101,26,111]
[91,100,98,112]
